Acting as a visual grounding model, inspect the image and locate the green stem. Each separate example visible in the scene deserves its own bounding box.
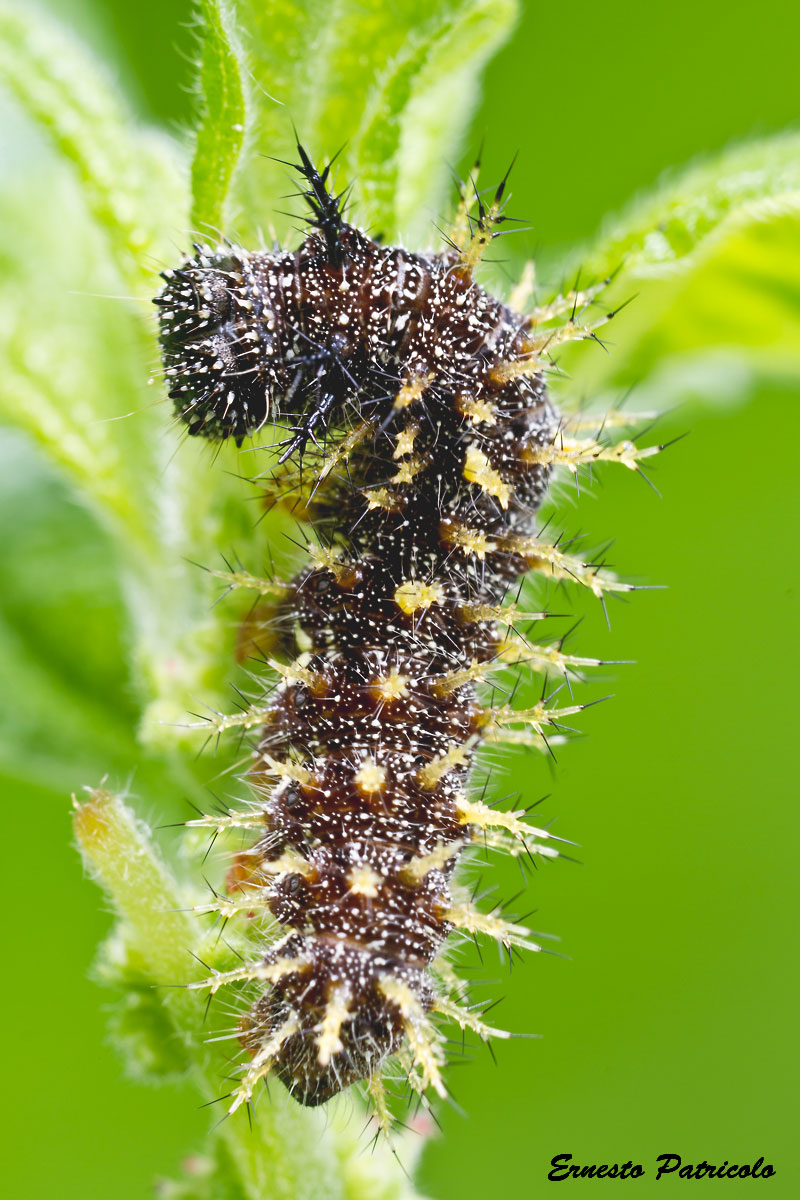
[74,789,349,1200]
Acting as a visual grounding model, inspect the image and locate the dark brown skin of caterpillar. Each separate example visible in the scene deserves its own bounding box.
[157,182,558,1105]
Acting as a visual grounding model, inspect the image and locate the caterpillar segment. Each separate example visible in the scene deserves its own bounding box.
[156,147,660,1120]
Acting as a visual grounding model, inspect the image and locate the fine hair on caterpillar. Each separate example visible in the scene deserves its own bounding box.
[155,144,666,1125]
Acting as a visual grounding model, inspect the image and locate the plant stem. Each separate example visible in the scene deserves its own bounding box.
[74,788,349,1200]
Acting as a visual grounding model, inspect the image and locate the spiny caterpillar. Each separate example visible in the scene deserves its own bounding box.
[155,146,664,1125]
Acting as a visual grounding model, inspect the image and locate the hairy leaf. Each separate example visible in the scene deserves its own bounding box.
[0,0,187,290]
[222,0,518,242]
[0,136,272,743]
[192,1,247,234]
[558,133,800,403]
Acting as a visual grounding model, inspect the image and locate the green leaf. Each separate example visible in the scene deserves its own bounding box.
[0,133,276,744]
[0,164,165,556]
[0,0,187,291]
[356,0,519,243]
[580,132,800,280]
[0,429,245,810]
[96,929,194,1083]
[556,132,800,404]
[0,430,138,787]
[224,0,518,242]
[191,2,247,234]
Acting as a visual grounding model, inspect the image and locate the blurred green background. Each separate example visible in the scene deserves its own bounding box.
[1,1,798,1197]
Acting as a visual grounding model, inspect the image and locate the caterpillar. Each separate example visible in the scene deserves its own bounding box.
[155,146,663,1126]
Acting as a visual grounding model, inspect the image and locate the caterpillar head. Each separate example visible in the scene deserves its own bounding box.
[155,246,272,443]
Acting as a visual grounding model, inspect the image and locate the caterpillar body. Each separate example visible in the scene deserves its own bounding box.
[155,148,662,1123]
